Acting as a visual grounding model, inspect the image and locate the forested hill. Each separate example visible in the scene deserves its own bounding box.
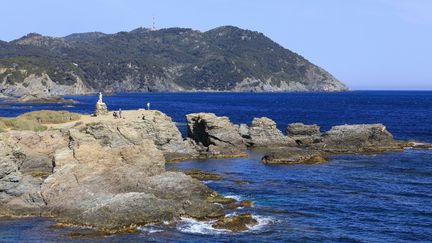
[0,26,348,98]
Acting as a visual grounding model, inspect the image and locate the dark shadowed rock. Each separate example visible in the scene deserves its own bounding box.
[186,113,247,158]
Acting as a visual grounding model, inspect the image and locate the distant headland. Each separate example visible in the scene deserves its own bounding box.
[0,26,348,101]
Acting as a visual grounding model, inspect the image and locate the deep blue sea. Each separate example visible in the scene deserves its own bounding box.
[1,91,431,242]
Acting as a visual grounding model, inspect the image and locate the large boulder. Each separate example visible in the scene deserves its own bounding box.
[0,132,62,216]
[4,130,68,176]
[248,117,296,147]
[42,132,223,230]
[84,110,198,162]
[286,123,321,136]
[286,123,322,146]
[186,113,246,158]
[320,124,404,153]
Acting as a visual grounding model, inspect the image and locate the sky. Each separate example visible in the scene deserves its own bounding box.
[1,0,431,90]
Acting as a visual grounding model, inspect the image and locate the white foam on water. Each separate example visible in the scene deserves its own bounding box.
[176,214,276,235]
[176,217,229,235]
[225,195,242,201]
[138,224,164,234]
[249,215,276,231]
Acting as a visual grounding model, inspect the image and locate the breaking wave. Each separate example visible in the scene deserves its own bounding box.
[176,214,275,235]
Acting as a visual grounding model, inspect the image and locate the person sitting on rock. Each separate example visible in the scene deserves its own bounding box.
[113,111,118,119]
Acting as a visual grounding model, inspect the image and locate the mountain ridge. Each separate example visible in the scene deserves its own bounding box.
[0,26,348,98]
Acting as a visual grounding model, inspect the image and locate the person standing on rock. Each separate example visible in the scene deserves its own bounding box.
[119,109,122,118]
[147,102,151,110]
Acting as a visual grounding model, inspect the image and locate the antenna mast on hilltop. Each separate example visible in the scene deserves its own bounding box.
[152,17,156,30]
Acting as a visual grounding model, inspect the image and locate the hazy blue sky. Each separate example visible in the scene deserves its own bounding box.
[2,0,431,90]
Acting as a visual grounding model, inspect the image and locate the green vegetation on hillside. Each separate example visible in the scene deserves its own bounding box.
[0,26,347,92]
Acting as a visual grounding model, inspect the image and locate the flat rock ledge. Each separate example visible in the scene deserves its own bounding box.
[262,148,328,165]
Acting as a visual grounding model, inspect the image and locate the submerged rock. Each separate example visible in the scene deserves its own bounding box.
[224,200,254,210]
[180,169,223,181]
[262,148,328,165]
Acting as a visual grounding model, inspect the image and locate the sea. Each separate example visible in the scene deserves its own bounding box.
[0,91,431,242]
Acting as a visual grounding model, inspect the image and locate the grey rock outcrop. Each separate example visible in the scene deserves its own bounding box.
[319,124,404,153]
[286,123,322,145]
[43,134,222,230]
[248,117,296,147]
[0,110,224,231]
[186,113,247,158]
[84,110,197,162]
[261,123,411,165]
[0,131,67,216]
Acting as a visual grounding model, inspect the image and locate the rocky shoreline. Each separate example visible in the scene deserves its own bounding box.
[0,109,430,233]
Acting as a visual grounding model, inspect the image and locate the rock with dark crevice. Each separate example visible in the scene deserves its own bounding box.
[186,113,247,158]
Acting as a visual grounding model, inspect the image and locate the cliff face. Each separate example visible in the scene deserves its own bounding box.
[0,26,348,98]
